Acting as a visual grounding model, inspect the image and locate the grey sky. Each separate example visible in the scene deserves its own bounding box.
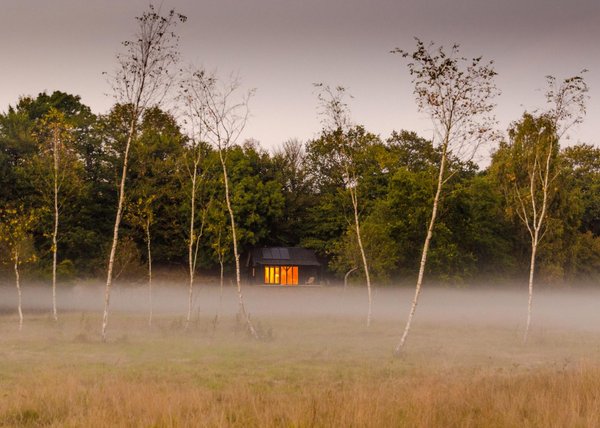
[1,0,598,162]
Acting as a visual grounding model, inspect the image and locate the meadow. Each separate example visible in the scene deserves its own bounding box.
[1,284,600,427]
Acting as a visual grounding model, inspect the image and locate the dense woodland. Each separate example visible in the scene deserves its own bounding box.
[0,90,598,285]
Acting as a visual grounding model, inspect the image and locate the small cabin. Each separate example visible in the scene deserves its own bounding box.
[246,247,321,286]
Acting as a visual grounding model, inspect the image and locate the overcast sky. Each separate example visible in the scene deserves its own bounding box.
[1,0,598,163]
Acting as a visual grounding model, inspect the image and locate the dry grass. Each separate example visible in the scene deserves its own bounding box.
[1,311,600,427]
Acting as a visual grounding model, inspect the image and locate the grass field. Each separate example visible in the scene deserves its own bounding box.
[2,284,600,427]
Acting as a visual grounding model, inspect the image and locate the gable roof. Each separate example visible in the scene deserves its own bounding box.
[248,247,321,267]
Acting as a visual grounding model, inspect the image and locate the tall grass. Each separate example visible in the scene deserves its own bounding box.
[1,313,600,427]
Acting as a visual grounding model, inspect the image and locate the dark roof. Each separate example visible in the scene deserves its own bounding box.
[248,247,321,267]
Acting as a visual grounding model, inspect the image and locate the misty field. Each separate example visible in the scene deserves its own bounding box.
[2,284,600,427]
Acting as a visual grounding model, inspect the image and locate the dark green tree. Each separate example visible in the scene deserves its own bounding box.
[126,107,186,326]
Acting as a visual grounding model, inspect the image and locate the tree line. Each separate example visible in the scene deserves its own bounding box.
[0,9,598,305]
[0,90,598,284]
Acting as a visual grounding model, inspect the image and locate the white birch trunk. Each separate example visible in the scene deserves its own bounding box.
[344,267,358,290]
[14,249,23,331]
[186,164,198,329]
[524,232,538,343]
[100,5,183,340]
[350,186,372,327]
[101,117,136,341]
[52,134,59,322]
[146,217,153,327]
[395,143,448,354]
[214,250,225,326]
[219,150,258,339]
[523,141,553,343]
[219,251,224,313]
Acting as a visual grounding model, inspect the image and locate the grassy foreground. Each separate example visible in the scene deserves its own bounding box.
[1,311,600,427]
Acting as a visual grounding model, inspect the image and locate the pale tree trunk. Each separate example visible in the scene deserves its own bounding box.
[522,143,553,343]
[524,232,538,343]
[211,229,226,328]
[101,5,183,340]
[396,142,448,354]
[214,248,225,327]
[186,163,198,328]
[344,267,358,290]
[146,217,153,327]
[52,133,59,322]
[350,185,372,327]
[391,39,500,355]
[219,150,258,339]
[185,155,206,330]
[218,243,224,316]
[14,249,23,331]
[102,117,136,341]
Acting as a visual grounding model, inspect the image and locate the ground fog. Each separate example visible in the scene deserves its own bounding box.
[3,281,600,426]
[2,280,600,334]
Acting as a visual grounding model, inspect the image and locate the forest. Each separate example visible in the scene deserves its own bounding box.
[0,88,598,286]
[0,5,598,294]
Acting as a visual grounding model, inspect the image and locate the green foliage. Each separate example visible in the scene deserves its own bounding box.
[226,142,285,254]
[450,175,517,278]
[302,126,387,260]
[0,205,39,267]
[0,92,109,275]
[488,113,599,283]
[563,144,600,236]
[270,139,316,246]
[0,89,597,284]
[125,106,187,264]
[330,218,398,283]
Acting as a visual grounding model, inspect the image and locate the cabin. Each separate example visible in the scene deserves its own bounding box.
[246,247,321,286]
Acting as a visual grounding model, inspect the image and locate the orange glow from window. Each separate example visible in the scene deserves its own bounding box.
[264,266,298,285]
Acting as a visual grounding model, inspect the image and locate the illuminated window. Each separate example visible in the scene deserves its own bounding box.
[264,266,298,285]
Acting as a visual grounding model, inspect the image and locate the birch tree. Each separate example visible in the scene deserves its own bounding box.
[33,108,78,321]
[0,207,37,331]
[502,73,588,342]
[392,39,499,354]
[126,196,155,326]
[101,5,186,341]
[180,69,258,338]
[178,86,212,329]
[186,152,201,329]
[315,84,374,327]
[208,202,230,325]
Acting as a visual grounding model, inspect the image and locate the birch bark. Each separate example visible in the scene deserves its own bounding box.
[14,250,23,331]
[51,126,59,321]
[392,40,498,353]
[219,149,258,338]
[186,160,199,328]
[396,141,447,353]
[507,73,588,343]
[101,6,185,340]
[350,183,372,327]
[180,69,257,338]
[314,84,374,327]
[145,217,153,327]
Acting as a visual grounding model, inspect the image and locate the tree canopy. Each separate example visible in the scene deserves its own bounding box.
[0,86,597,286]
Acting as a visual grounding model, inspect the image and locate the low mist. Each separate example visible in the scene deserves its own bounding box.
[2,280,600,333]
